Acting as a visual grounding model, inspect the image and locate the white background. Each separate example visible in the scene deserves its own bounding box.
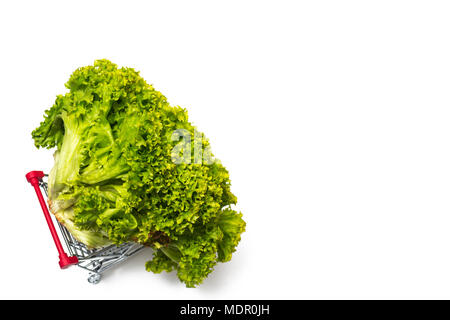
[1,0,450,299]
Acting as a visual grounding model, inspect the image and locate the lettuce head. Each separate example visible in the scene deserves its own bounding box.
[31,59,245,287]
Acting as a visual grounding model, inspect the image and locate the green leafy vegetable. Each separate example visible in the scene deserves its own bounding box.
[32,59,245,287]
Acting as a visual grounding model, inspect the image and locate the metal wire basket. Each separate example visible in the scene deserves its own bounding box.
[26,170,144,284]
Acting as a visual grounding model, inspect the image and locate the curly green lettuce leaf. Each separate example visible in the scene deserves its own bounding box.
[217,209,246,262]
[146,208,245,287]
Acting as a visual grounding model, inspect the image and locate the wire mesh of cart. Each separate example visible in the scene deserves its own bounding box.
[26,170,144,284]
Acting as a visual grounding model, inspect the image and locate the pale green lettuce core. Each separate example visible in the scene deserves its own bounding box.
[31,59,245,287]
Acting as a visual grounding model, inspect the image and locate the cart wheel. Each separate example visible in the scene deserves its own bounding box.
[88,273,101,284]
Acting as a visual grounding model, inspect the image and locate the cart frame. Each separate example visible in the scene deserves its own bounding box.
[26,170,144,284]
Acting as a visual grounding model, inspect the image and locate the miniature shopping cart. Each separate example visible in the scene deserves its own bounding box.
[26,170,144,284]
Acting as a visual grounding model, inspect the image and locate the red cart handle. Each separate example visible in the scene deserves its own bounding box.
[26,171,78,269]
